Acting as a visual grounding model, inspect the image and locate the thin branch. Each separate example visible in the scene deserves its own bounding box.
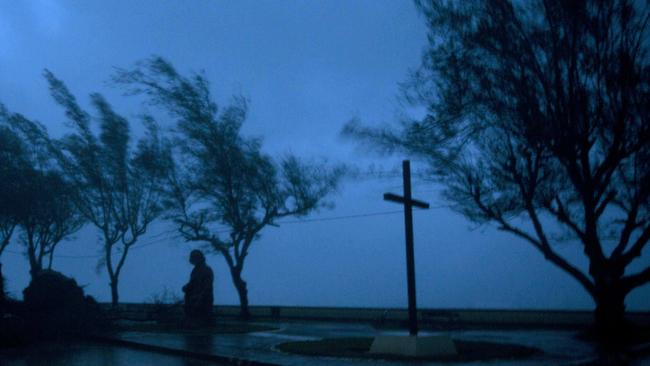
[543,196,586,241]
[611,199,642,259]
[620,224,650,266]
[623,265,650,293]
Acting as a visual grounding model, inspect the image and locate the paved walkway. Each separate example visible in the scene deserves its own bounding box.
[113,320,633,365]
[0,340,225,366]
[3,321,648,365]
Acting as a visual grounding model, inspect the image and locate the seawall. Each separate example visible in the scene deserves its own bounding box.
[101,303,650,329]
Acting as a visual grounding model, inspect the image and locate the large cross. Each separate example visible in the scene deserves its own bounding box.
[384,160,429,336]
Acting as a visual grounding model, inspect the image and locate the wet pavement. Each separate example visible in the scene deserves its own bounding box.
[0,340,223,366]
[114,320,649,365]
[2,321,649,365]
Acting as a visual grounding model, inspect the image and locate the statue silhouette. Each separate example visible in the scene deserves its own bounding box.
[182,250,214,326]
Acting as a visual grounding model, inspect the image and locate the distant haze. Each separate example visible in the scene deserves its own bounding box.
[1,1,648,310]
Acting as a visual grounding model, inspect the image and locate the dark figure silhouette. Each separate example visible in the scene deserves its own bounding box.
[182,250,214,325]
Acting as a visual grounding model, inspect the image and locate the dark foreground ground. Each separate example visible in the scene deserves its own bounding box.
[2,319,650,366]
[0,340,225,366]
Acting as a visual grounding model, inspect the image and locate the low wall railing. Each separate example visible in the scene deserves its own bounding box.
[99,303,650,328]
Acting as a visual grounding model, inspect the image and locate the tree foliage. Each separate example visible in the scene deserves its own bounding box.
[0,106,84,276]
[45,70,170,306]
[17,169,84,274]
[0,115,27,257]
[115,57,343,317]
[345,0,649,332]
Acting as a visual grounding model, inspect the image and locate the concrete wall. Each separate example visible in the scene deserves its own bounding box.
[102,303,650,328]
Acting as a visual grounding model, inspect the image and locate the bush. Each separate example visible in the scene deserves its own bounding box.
[22,270,103,336]
[148,286,183,323]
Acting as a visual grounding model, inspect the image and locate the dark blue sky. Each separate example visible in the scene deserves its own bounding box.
[1,1,648,310]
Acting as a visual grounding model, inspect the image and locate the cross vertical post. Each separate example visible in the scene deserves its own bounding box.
[383,160,429,336]
[402,160,418,336]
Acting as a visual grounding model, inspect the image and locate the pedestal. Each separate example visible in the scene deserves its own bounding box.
[369,334,457,357]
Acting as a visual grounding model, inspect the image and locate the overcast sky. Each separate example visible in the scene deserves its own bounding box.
[1,1,648,310]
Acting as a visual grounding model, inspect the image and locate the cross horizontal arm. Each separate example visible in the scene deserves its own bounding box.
[383,193,430,209]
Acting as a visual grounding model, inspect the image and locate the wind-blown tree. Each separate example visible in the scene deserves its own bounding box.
[115,57,343,318]
[345,0,649,334]
[0,113,30,288]
[17,169,84,276]
[2,110,85,277]
[0,121,26,257]
[45,70,170,306]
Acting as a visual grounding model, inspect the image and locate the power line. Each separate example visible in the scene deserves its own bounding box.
[276,209,403,224]
[3,249,101,259]
[199,208,440,233]
[2,233,184,260]
[349,169,433,179]
[1,206,448,260]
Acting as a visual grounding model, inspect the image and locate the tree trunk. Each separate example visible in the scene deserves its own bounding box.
[48,251,54,269]
[110,279,119,308]
[28,257,42,280]
[231,268,250,320]
[593,279,627,337]
[27,241,42,280]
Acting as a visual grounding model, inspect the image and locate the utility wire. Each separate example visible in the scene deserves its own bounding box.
[274,208,438,225]
[2,206,448,260]
[3,232,184,259]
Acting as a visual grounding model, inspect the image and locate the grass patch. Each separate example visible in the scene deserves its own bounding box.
[276,337,541,362]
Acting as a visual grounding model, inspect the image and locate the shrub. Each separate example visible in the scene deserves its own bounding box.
[22,270,103,336]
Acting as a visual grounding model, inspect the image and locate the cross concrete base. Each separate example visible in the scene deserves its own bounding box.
[369,334,457,358]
